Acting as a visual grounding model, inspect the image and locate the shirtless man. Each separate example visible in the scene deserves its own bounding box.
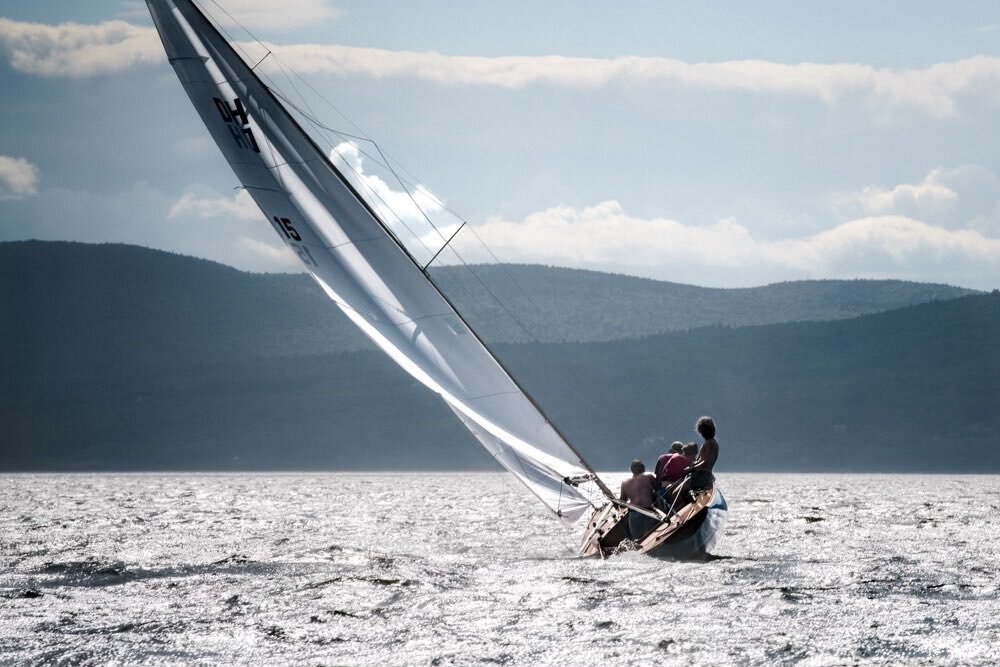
[669,416,720,510]
[689,416,719,490]
[619,459,659,540]
[620,459,658,508]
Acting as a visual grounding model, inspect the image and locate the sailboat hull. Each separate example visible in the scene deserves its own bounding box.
[644,486,728,559]
[579,485,728,560]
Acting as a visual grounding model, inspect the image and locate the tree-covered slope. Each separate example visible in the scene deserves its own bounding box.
[3,241,997,472]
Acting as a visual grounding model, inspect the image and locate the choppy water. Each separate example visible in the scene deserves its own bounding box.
[2,473,999,666]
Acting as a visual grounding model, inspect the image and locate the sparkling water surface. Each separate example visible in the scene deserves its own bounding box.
[2,473,999,666]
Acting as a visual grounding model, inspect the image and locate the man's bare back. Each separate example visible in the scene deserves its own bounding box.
[693,437,718,473]
[620,473,658,508]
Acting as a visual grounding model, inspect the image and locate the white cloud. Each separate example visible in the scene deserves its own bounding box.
[0,17,162,77]
[0,181,302,273]
[237,235,300,269]
[328,141,458,262]
[844,166,1000,233]
[168,188,263,221]
[329,141,445,223]
[162,147,1000,287]
[452,201,1000,288]
[196,0,341,31]
[0,155,40,200]
[3,16,1000,117]
[264,46,1000,117]
[858,172,959,219]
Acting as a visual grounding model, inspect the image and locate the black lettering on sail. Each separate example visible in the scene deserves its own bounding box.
[214,96,260,153]
[241,126,260,153]
[227,124,250,151]
[213,97,232,123]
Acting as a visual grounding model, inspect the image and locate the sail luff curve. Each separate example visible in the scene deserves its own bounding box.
[146,0,605,522]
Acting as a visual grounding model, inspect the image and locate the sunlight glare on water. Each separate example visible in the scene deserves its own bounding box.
[2,472,999,665]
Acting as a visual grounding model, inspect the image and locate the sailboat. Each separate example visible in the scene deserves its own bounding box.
[145,0,727,559]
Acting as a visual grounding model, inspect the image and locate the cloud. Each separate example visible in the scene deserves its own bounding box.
[0,3,340,76]
[3,16,1000,117]
[843,166,1000,232]
[163,147,1000,287]
[168,188,264,221]
[857,172,959,219]
[0,155,40,200]
[329,141,444,227]
[196,0,342,31]
[264,46,1000,118]
[0,17,162,77]
[167,187,305,268]
[236,235,300,269]
[0,181,301,273]
[452,201,1000,288]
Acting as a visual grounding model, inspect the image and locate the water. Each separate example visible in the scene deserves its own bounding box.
[2,473,999,665]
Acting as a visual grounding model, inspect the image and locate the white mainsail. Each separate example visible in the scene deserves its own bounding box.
[146,0,608,522]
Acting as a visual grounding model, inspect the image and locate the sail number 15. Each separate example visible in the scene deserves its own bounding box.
[273,215,317,267]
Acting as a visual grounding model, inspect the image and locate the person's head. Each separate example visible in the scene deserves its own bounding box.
[630,459,645,476]
[682,442,698,460]
[695,416,716,440]
[669,441,684,454]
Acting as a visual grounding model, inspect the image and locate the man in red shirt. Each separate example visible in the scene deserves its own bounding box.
[654,441,683,481]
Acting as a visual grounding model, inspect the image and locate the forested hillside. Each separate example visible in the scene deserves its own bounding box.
[4,241,996,472]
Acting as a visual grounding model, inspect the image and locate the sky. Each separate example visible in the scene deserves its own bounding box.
[2,1,1000,289]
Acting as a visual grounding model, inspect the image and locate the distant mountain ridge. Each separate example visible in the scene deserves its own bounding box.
[1,241,977,360]
[3,240,996,472]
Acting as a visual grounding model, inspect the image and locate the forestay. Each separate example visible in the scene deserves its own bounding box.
[147,0,604,522]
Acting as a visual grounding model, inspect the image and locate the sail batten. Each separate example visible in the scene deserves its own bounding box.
[147,0,605,523]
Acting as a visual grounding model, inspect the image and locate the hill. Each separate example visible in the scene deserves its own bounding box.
[0,241,977,361]
[3,240,996,472]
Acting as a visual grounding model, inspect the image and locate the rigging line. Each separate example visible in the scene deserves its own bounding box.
[195,6,443,305]
[268,104,549,318]
[267,87,455,256]
[200,0,463,263]
[276,89,485,309]
[268,102,548,319]
[270,94,542,339]
[203,0,265,45]
[268,55,342,157]
[260,83,436,260]
[245,47,463,253]
[372,141,453,249]
[251,50,272,71]
[423,221,466,271]
[324,141,439,260]
[269,92,457,267]
[429,243,549,347]
[198,0,262,65]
